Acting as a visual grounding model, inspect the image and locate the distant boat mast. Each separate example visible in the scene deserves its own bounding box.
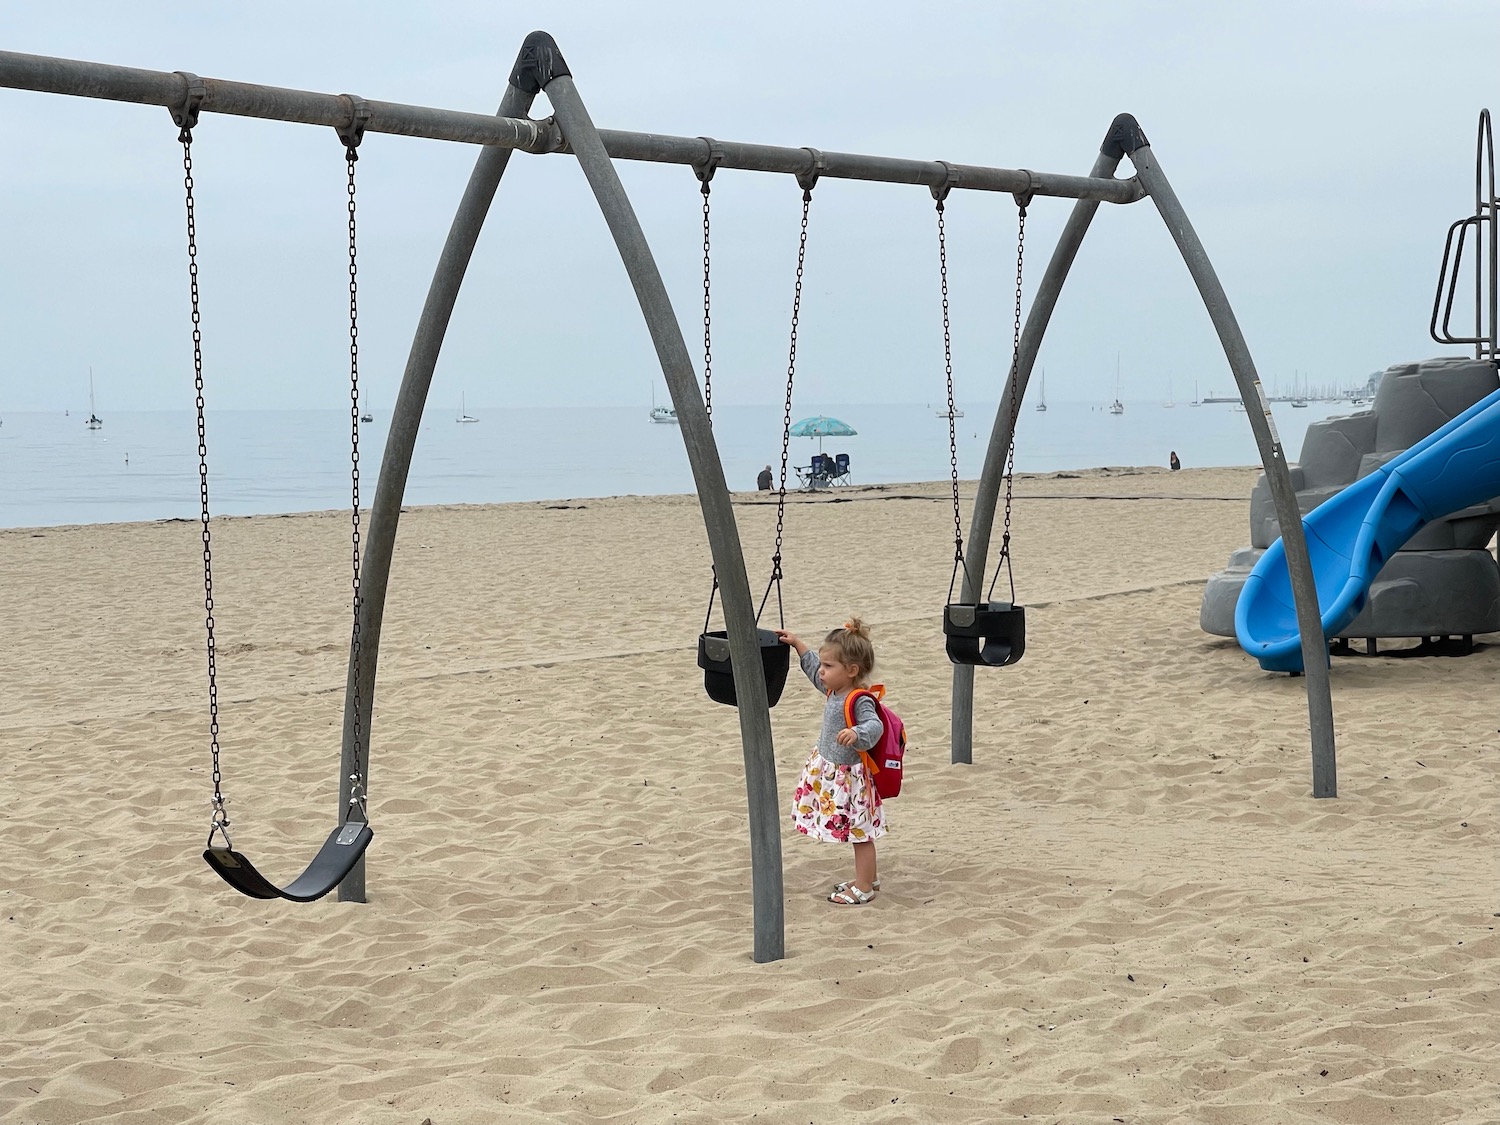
[86,366,103,429]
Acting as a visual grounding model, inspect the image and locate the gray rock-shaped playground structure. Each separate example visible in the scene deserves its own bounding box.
[1201,356,1500,644]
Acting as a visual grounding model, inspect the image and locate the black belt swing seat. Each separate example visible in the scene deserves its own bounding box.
[204,822,375,902]
[175,84,374,902]
[693,147,824,707]
[936,166,1030,670]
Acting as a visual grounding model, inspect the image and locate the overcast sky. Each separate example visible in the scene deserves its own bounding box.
[0,0,1496,413]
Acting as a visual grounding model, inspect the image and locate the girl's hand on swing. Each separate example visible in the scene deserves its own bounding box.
[774,629,806,654]
[836,727,858,746]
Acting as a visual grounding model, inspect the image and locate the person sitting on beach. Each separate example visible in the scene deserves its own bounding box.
[774,618,886,905]
[1170,451,1182,471]
[757,465,774,491]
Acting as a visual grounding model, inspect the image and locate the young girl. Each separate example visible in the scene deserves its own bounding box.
[774,618,886,905]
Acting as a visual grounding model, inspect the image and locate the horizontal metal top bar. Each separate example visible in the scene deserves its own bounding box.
[0,49,1145,204]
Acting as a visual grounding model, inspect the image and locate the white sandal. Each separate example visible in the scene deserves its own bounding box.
[828,884,877,905]
[831,878,881,895]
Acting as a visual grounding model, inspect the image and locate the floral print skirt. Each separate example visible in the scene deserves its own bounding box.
[790,748,886,844]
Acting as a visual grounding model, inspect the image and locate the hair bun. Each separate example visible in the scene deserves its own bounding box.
[844,616,867,636]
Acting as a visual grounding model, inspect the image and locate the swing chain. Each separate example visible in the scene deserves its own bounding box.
[695,140,722,423]
[937,194,968,592]
[761,181,814,626]
[342,127,368,822]
[989,199,1028,604]
[180,123,227,845]
[695,141,727,626]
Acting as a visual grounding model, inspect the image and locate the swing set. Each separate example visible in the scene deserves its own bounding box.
[0,32,1338,962]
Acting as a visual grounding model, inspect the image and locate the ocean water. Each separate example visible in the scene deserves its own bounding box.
[0,398,1357,529]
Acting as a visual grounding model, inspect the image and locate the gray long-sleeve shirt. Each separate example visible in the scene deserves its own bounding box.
[799,650,884,766]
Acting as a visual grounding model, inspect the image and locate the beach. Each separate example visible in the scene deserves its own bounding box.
[1,466,1495,1124]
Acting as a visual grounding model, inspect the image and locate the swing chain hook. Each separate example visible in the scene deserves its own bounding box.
[931,159,961,205]
[170,71,206,142]
[797,147,825,197]
[337,95,371,154]
[206,795,232,850]
[1012,168,1036,214]
[693,136,724,190]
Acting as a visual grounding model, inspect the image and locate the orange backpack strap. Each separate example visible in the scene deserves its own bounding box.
[846,687,884,779]
[842,685,884,727]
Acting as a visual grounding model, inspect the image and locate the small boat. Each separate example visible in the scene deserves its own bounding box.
[1035,369,1047,412]
[934,408,965,419]
[456,393,478,423]
[1109,354,1124,414]
[649,386,678,424]
[1289,370,1309,407]
[1163,378,1174,408]
[1109,398,1124,415]
[1190,379,1201,407]
[86,367,103,430]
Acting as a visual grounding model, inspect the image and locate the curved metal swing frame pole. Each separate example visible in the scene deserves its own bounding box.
[335,63,539,903]
[952,115,1337,799]
[541,66,786,963]
[336,34,787,959]
[950,145,1123,766]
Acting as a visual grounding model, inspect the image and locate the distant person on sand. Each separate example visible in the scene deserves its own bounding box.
[1170,451,1182,471]
[757,465,773,491]
[775,618,886,906]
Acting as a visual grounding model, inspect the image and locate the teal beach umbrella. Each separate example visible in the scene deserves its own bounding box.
[788,414,857,452]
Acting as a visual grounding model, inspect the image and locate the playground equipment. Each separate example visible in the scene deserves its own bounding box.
[0,33,1342,960]
[1203,357,1500,667]
[185,97,376,899]
[1214,111,1500,673]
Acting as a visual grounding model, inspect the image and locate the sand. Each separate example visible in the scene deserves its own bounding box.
[1,466,1496,1125]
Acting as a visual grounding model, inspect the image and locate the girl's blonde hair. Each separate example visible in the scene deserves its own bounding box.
[821,616,876,679]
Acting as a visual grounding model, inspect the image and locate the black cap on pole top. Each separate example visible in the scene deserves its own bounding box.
[1101,113,1149,159]
[510,31,571,94]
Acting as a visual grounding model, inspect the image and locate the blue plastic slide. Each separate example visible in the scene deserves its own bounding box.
[1237,386,1500,672]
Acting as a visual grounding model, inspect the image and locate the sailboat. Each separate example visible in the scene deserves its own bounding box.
[1190,379,1202,407]
[1290,370,1308,408]
[360,394,373,423]
[86,367,103,429]
[456,393,478,423]
[1034,369,1047,412]
[1163,378,1175,408]
[1109,354,1124,414]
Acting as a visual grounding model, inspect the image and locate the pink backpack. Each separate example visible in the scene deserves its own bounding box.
[843,686,907,799]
